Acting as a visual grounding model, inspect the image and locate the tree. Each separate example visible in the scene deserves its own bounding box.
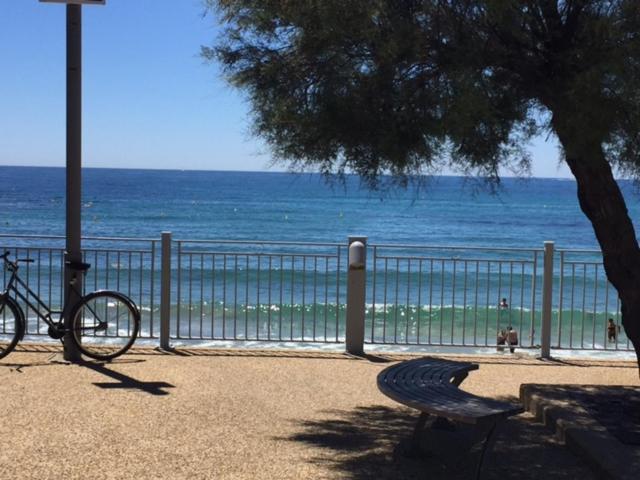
[204,0,640,373]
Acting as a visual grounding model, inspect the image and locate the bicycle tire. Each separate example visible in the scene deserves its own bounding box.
[70,290,140,361]
[0,296,24,360]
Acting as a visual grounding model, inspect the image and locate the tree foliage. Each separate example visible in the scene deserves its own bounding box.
[204,1,640,184]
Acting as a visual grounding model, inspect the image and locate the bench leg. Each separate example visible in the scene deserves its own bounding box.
[412,412,430,445]
[475,421,501,480]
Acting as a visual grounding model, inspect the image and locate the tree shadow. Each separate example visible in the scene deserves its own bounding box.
[80,361,175,396]
[282,405,597,480]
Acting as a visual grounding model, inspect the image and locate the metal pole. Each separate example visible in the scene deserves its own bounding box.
[346,236,367,355]
[541,241,554,359]
[63,4,83,362]
[160,232,172,350]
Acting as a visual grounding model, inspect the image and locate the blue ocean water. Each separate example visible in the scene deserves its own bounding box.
[1,166,638,355]
[2,165,639,247]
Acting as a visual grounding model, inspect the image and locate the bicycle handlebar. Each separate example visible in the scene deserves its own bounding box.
[1,252,34,266]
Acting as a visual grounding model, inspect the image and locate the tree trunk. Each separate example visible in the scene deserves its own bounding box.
[552,114,640,375]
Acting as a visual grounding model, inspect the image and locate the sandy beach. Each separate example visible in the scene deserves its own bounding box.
[0,345,637,479]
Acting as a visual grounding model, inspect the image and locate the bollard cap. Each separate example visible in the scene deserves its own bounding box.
[349,241,365,269]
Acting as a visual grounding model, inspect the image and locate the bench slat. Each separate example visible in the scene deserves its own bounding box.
[378,357,522,424]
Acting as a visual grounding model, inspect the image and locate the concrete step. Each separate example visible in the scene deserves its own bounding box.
[520,384,640,480]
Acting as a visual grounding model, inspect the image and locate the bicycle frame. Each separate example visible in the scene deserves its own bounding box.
[2,261,82,329]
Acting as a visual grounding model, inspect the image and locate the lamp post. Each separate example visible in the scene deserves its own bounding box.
[40,0,105,361]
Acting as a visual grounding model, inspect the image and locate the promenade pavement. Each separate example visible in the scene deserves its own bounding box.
[0,345,637,479]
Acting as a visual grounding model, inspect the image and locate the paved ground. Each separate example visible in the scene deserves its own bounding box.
[0,345,638,479]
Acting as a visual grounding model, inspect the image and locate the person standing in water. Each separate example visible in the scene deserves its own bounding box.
[507,326,518,353]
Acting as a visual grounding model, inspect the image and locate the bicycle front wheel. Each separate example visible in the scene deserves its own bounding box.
[71,291,140,361]
[0,297,23,360]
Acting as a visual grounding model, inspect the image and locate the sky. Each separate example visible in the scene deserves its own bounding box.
[0,0,572,177]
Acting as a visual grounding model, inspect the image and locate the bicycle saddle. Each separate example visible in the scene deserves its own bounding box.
[65,260,91,272]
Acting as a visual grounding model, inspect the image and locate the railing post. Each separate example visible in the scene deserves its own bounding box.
[346,236,367,355]
[541,241,554,359]
[160,231,172,351]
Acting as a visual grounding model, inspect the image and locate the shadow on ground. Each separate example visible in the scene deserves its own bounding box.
[284,405,596,480]
[81,361,175,396]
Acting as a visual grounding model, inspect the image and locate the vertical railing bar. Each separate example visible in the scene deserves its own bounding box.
[115,251,122,334]
[301,256,305,341]
[233,254,238,340]
[105,250,111,290]
[324,256,329,342]
[48,249,53,322]
[497,262,502,345]
[59,250,65,311]
[335,246,341,343]
[257,254,261,340]
[451,259,456,345]
[24,248,30,329]
[530,251,538,348]
[245,254,249,339]
[92,250,97,297]
[473,260,479,346]
[519,262,525,345]
[137,251,144,336]
[569,263,575,348]
[268,255,273,341]
[188,253,193,338]
[199,254,204,339]
[558,251,564,347]
[127,250,133,309]
[371,246,377,343]
[462,261,467,346]
[290,255,295,341]
[279,254,284,341]
[211,253,216,340]
[211,253,216,339]
[222,254,227,340]
[405,259,411,344]
[485,262,491,347]
[176,242,182,338]
[439,259,444,345]
[149,242,155,338]
[508,260,514,312]
[127,251,133,335]
[592,264,598,349]
[417,259,423,344]
[581,264,586,348]
[428,258,433,344]
[604,273,610,350]
[393,257,399,344]
[383,257,388,343]
[36,249,41,333]
[313,256,317,341]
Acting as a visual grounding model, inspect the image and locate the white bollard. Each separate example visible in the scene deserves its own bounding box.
[346,237,367,355]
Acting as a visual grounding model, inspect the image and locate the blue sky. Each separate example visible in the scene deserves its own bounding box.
[1,0,571,177]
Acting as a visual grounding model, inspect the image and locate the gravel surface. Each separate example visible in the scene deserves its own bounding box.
[1,346,637,479]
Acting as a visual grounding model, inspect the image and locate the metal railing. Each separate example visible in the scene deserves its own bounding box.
[1,233,634,356]
[367,243,543,349]
[171,239,346,343]
[555,249,630,352]
[0,234,159,339]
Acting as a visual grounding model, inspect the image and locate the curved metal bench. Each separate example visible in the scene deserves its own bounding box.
[377,357,523,479]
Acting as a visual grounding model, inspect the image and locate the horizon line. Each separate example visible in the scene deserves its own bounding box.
[0,164,578,181]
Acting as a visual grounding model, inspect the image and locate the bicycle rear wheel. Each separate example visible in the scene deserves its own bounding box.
[0,297,23,360]
[70,290,140,361]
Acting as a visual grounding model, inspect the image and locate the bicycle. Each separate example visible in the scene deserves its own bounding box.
[0,251,140,361]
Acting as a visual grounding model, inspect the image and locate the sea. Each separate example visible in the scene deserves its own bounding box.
[1,166,639,358]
